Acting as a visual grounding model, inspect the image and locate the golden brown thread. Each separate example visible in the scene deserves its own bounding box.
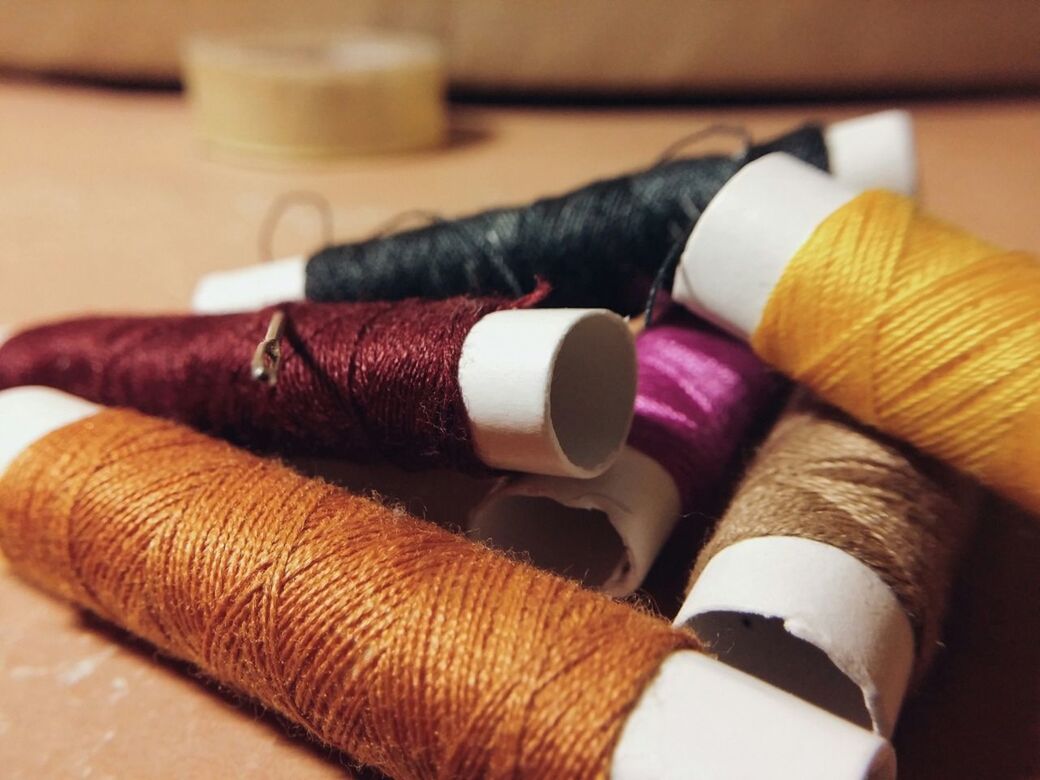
[752,189,1040,515]
[0,408,698,780]
[690,391,977,677]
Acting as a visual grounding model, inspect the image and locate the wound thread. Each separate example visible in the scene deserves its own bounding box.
[305,125,829,313]
[630,307,781,514]
[752,189,1040,515]
[0,408,697,780]
[690,392,976,675]
[0,292,540,471]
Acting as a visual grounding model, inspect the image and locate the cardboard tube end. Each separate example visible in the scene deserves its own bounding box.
[468,446,680,596]
[673,153,858,338]
[612,651,896,780]
[0,387,99,475]
[460,309,636,478]
[191,256,306,313]
[676,536,914,736]
[826,110,916,196]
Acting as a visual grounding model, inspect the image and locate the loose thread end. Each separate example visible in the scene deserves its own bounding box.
[655,123,753,166]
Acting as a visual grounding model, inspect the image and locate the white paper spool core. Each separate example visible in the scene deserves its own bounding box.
[191,255,306,313]
[672,153,860,339]
[460,308,636,478]
[0,386,894,780]
[0,387,100,474]
[675,537,914,737]
[824,110,916,196]
[467,445,681,596]
[612,651,895,780]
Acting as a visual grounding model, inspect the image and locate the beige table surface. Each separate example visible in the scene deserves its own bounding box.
[0,78,1038,779]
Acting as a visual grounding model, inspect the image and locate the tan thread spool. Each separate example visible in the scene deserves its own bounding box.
[183,30,447,160]
[682,390,977,733]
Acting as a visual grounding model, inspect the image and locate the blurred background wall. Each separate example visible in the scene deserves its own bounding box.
[2,0,1039,94]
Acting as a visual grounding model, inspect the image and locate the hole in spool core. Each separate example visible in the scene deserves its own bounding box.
[548,315,636,473]
[469,495,627,590]
[689,611,873,730]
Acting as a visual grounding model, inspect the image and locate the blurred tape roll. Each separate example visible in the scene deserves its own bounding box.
[182,30,447,159]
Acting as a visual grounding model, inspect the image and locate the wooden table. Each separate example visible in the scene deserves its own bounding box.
[1,77,1038,779]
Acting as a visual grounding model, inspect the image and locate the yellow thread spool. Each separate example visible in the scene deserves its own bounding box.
[674,153,1040,515]
[755,190,1040,512]
[182,30,447,160]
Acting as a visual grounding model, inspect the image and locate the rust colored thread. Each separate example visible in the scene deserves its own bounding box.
[0,290,542,471]
[690,392,977,678]
[0,409,697,779]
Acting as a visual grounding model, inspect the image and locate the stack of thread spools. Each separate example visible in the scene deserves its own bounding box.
[1,106,1036,780]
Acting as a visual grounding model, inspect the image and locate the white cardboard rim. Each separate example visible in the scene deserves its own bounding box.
[191,255,307,314]
[672,153,861,339]
[459,308,636,478]
[0,387,101,475]
[824,110,916,196]
[467,445,681,597]
[612,650,895,780]
[675,536,915,737]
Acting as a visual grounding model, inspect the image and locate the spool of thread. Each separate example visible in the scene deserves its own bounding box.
[190,111,916,315]
[673,152,1040,516]
[676,391,978,737]
[469,308,780,597]
[0,294,636,478]
[182,30,447,160]
[0,387,894,780]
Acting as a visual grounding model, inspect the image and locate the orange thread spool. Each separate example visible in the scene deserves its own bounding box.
[0,408,696,780]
